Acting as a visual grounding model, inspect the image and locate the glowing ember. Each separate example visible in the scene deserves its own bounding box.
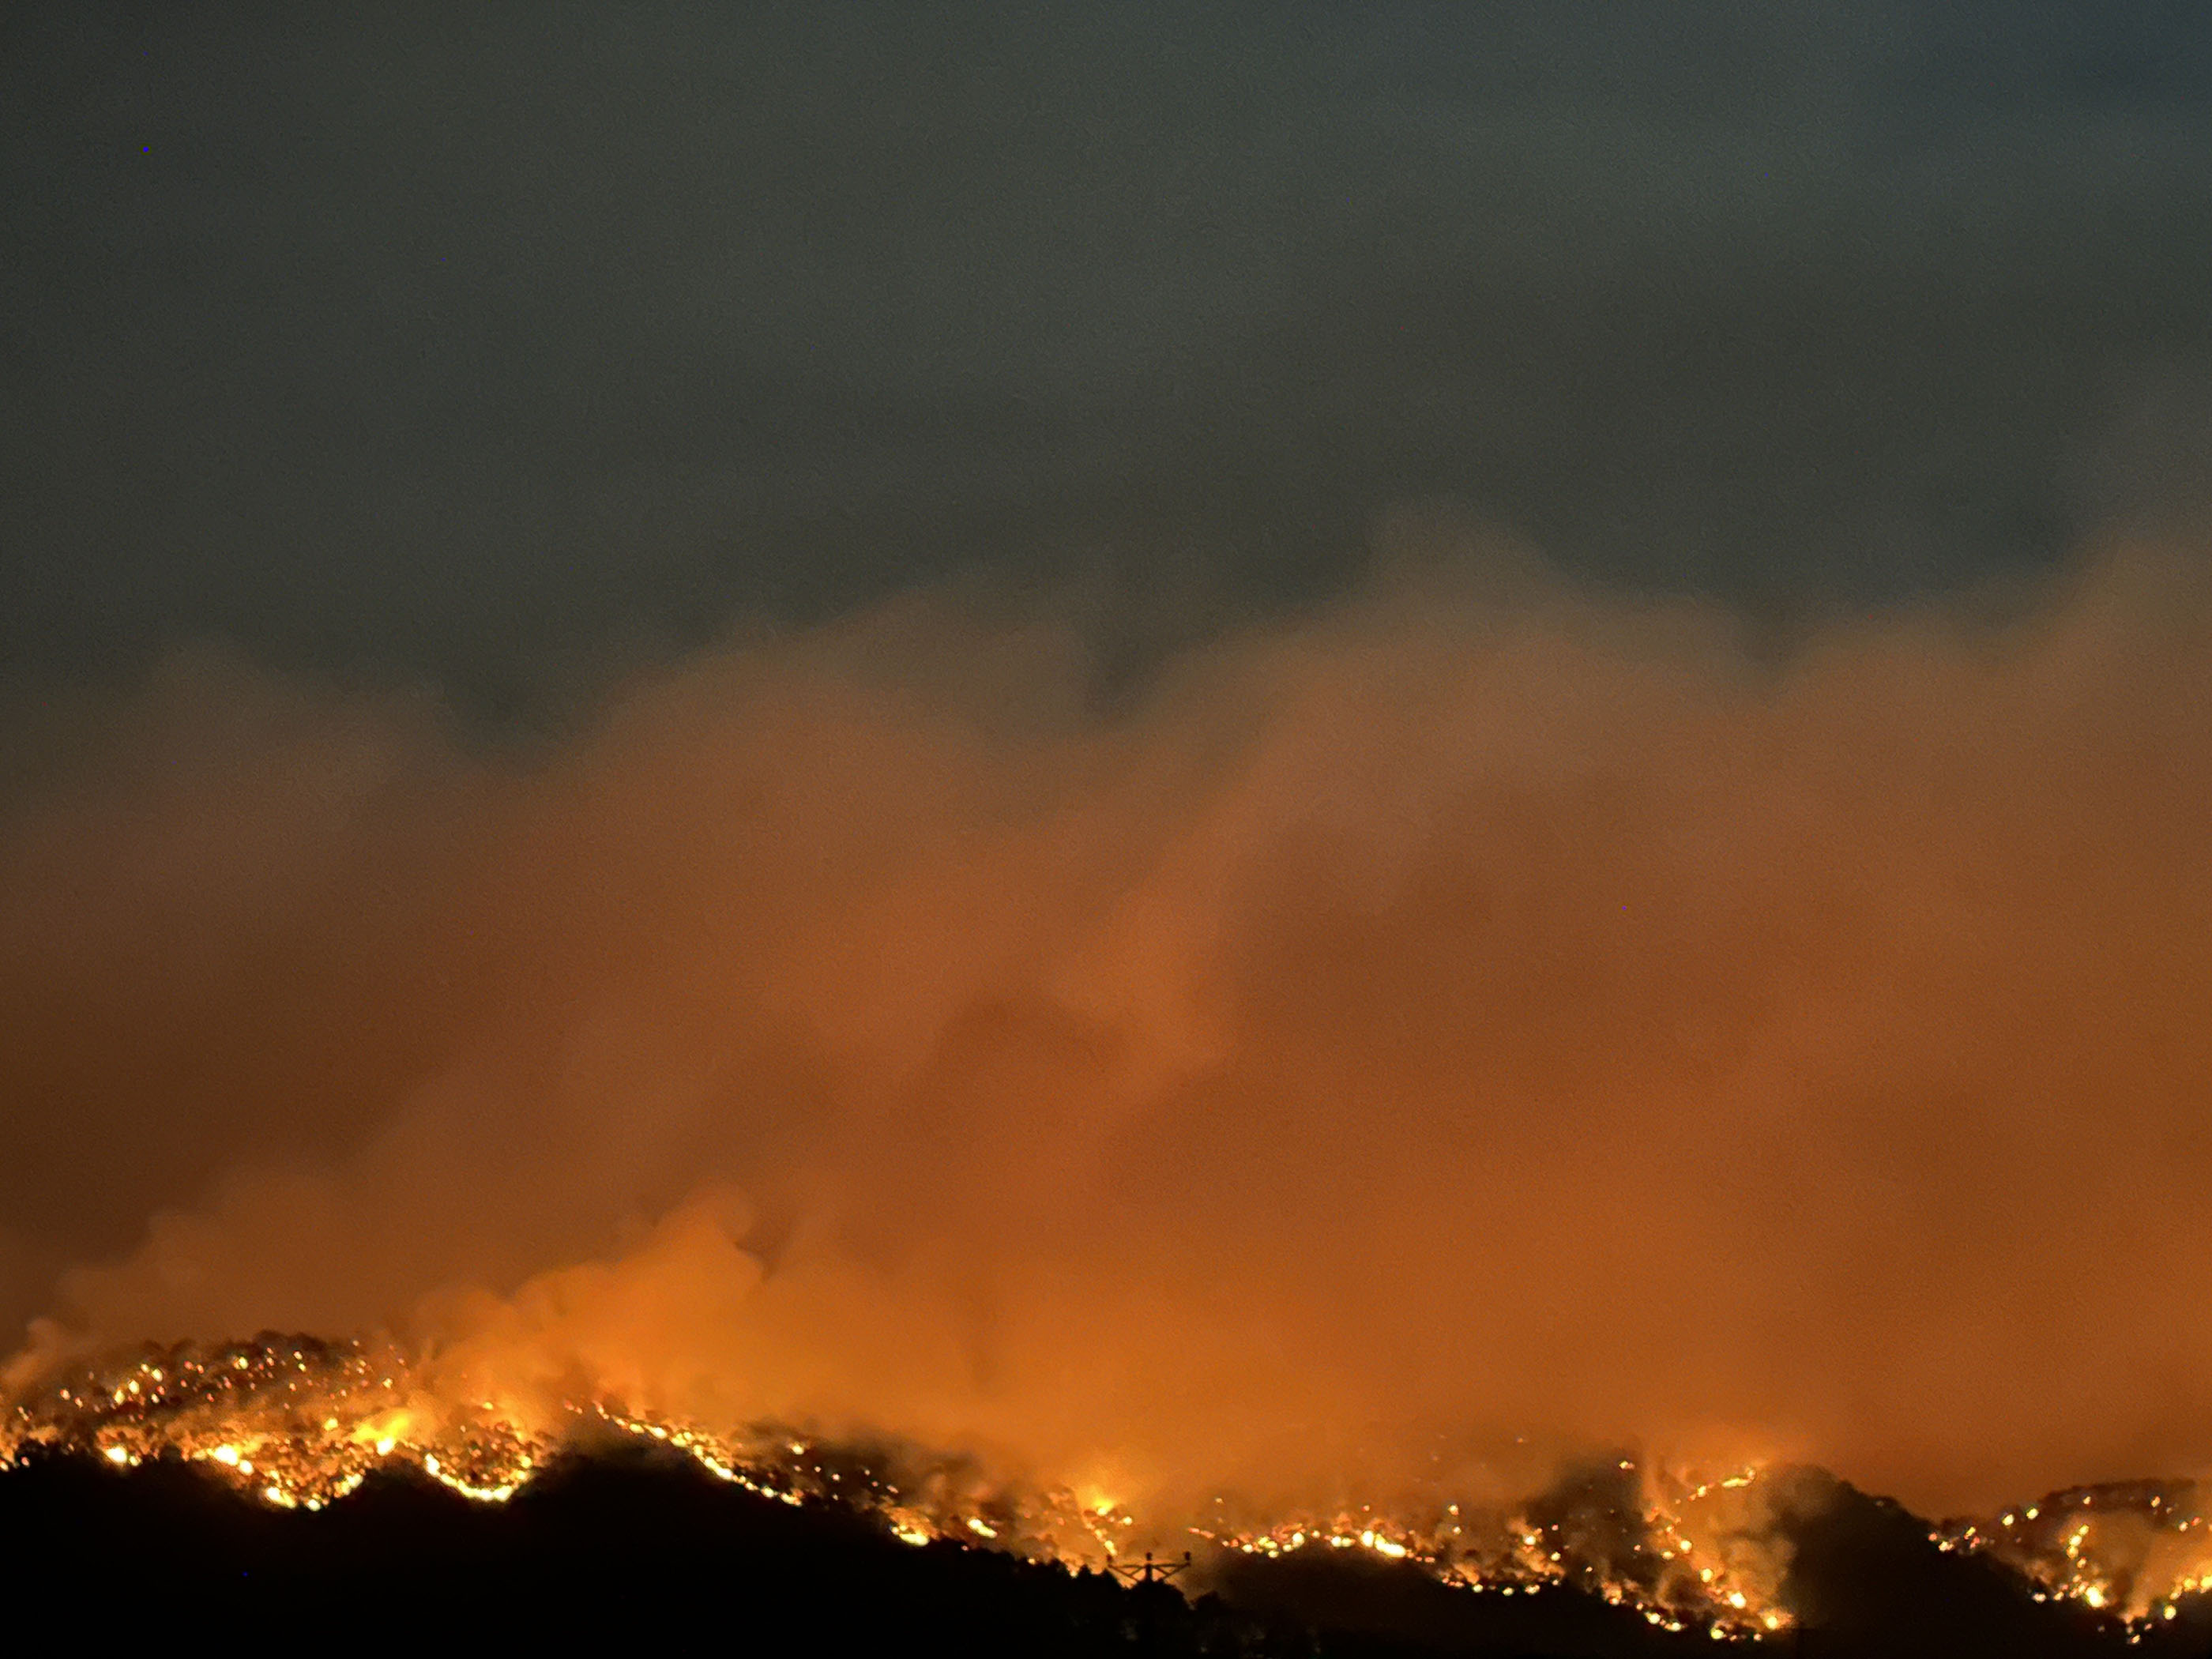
[20,1332,2212,1642]
[1932,1479,2212,1630]
[6,1333,1804,1641]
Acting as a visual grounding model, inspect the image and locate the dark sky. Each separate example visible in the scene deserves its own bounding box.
[6,4,2212,709]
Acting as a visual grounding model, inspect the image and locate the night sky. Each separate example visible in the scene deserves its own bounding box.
[8,5,2210,711]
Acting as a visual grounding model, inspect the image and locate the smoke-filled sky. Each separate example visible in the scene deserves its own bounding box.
[6,5,2212,1517]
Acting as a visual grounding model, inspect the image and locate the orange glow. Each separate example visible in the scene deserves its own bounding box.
[5,531,2212,1641]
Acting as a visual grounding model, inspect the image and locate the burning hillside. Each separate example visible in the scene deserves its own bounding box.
[3,1332,1795,1641]
[1934,1481,2212,1627]
[15,1330,2212,1650]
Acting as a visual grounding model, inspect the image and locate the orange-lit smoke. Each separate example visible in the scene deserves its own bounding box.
[5,515,2211,1518]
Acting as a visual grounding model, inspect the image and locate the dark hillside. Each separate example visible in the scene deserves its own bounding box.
[6,1450,2207,1657]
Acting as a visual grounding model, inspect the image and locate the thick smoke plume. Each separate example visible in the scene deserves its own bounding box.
[5,514,2211,1518]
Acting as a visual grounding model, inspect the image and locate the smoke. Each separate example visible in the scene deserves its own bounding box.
[5,510,2211,1518]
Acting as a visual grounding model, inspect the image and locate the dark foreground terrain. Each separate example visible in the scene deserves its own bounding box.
[0,1446,2203,1657]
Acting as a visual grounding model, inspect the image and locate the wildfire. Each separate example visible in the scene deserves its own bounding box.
[1185,1457,1792,1642]
[6,1335,546,1509]
[1,1333,1811,1640]
[1932,1480,2212,1633]
[17,1333,2212,1642]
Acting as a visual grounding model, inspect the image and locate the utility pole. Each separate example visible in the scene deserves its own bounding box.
[1110,1550,1193,1586]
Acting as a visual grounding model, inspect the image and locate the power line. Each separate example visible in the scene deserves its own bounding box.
[1109,1549,1192,1586]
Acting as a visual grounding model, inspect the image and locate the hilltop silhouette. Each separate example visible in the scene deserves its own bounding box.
[5,1446,2209,1656]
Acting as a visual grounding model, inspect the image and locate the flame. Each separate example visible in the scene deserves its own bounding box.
[27,1331,2212,1642]
[4,1333,1810,1641]
[1932,1478,2212,1627]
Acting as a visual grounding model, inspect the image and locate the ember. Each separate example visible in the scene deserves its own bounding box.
[6,1332,1804,1638]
